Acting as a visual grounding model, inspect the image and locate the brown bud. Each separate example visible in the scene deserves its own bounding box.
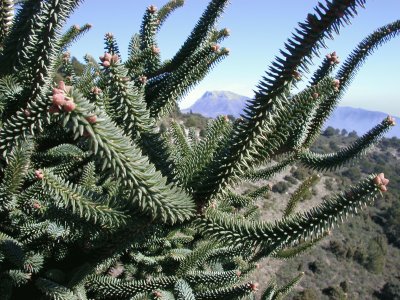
[250,282,259,291]
[151,46,160,54]
[292,70,301,80]
[153,290,162,298]
[91,87,102,95]
[386,115,396,126]
[24,109,31,117]
[210,44,220,52]
[148,5,157,13]
[105,32,114,39]
[138,76,147,84]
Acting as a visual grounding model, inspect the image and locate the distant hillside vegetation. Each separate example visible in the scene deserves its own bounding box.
[182,91,400,137]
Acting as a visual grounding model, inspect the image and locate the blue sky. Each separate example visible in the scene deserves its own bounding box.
[66,0,400,116]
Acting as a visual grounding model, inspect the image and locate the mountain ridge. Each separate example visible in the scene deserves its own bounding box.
[182,91,400,137]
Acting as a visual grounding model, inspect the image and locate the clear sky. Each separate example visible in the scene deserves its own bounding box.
[66,0,400,116]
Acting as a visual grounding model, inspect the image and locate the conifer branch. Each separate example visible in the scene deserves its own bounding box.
[303,20,400,147]
[174,279,196,300]
[157,0,185,30]
[61,88,195,223]
[162,0,230,73]
[284,174,320,217]
[197,174,385,251]
[300,116,395,171]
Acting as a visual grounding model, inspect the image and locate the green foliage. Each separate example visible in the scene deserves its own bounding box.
[0,1,398,299]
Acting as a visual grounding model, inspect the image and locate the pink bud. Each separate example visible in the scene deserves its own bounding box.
[52,88,64,95]
[63,101,76,112]
[381,178,389,186]
[373,176,382,185]
[85,115,97,124]
[153,291,162,298]
[102,61,110,67]
[332,79,340,88]
[52,93,65,106]
[33,202,41,209]
[103,52,112,62]
[250,282,259,291]
[312,92,319,99]
[151,46,160,54]
[91,87,102,95]
[111,54,119,63]
[35,170,44,180]
[139,76,147,84]
[24,109,31,117]
[58,81,66,91]
[236,270,241,277]
[380,185,387,192]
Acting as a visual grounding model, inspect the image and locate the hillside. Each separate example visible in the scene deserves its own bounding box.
[249,130,400,300]
[176,112,400,300]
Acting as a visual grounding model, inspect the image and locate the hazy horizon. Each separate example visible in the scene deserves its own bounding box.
[66,0,400,115]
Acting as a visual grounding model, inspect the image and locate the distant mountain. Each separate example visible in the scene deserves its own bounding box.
[181,91,249,118]
[324,106,400,137]
[182,91,400,137]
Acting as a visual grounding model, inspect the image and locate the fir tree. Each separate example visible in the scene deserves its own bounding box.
[0,0,398,299]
